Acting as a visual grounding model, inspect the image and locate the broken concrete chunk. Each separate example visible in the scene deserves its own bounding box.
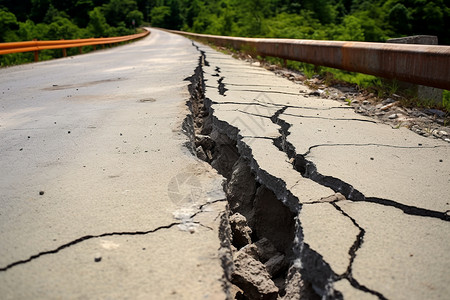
[282,266,319,300]
[319,192,346,203]
[195,134,215,150]
[232,251,279,300]
[230,213,253,248]
[240,244,259,260]
[196,146,208,161]
[206,149,213,161]
[254,238,279,263]
[264,253,285,277]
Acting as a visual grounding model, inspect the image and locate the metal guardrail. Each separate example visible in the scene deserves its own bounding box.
[168,30,450,90]
[0,29,149,62]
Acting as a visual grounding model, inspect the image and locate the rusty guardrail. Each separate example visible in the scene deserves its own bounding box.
[0,29,149,61]
[168,30,450,90]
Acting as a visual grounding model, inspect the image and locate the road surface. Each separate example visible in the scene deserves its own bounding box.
[1,28,449,300]
[0,28,227,299]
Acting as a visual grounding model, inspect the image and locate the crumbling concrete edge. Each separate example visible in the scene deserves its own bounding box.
[183,42,344,299]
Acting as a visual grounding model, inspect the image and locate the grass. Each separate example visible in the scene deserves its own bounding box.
[443,90,450,111]
[260,56,449,113]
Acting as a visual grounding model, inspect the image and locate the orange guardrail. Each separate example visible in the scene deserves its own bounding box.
[168,30,450,90]
[0,29,149,61]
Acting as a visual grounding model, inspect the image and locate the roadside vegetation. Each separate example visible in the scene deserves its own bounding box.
[0,0,144,65]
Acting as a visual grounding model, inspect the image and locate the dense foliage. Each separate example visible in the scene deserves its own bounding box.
[0,0,143,64]
[0,0,449,65]
[144,0,449,45]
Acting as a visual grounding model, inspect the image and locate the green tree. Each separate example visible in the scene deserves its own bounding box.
[335,15,365,41]
[150,6,171,27]
[46,16,82,40]
[388,3,412,34]
[126,9,143,28]
[0,8,19,42]
[30,0,51,23]
[103,0,138,27]
[87,6,109,37]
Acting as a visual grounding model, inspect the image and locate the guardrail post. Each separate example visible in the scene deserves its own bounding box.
[78,47,82,54]
[33,38,39,62]
[60,39,67,57]
[387,36,443,105]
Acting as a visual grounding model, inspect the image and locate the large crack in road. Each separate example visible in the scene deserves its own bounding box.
[185,40,450,300]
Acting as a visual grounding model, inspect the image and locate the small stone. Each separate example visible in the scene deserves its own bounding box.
[68,131,71,134]
[381,102,396,111]
[439,131,448,136]
[196,146,208,162]
[439,159,443,162]
[229,213,252,248]
[424,109,445,118]
[388,113,398,119]
[206,149,213,161]
[370,157,374,160]
[363,100,370,105]
[383,98,396,104]
[94,255,102,262]
[39,191,45,195]
[231,251,278,300]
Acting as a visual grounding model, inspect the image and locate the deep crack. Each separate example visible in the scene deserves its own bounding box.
[186,43,323,299]
[271,111,450,222]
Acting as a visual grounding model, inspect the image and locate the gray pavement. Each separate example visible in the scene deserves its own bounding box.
[1,28,449,300]
[0,29,226,299]
[198,42,450,299]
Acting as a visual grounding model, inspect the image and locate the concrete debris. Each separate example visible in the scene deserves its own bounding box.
[196,145,208,161]
[281,266,319,300]
[319,193,346,203]
[254,238,279,263]
[229,213,253,248]
[231,251,279,300]
[388,113,398,119]
[240,243,260,260]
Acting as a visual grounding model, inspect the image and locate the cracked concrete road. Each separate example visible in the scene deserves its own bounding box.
[197,42,450,299]
[0,29,227,299]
